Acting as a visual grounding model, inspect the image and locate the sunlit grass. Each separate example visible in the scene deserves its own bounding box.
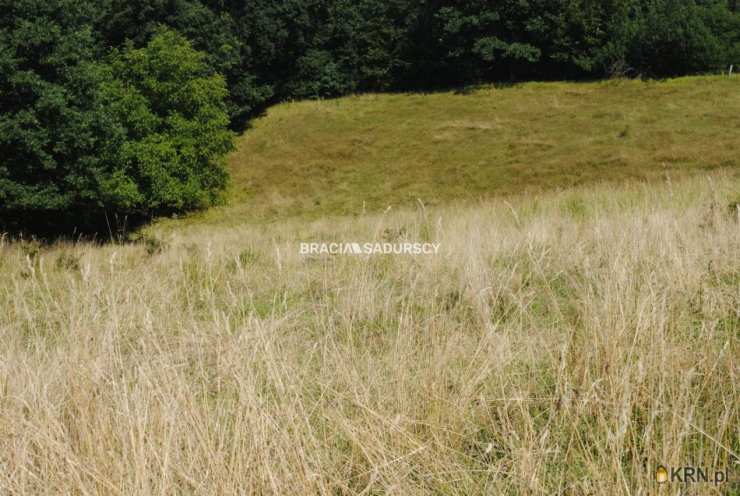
[1,173,737,494]
[171,75,740,227]
[1,75,738,495]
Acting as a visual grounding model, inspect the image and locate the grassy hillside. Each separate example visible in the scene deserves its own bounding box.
[1,174,737,494]
[182,76,740,226]
[1,77,738,494]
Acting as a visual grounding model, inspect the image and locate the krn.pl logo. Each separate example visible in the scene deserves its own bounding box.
[656,465,669,484]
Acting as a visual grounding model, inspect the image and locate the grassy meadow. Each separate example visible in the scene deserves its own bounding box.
[179,75,740,226]
[1,76,739,494]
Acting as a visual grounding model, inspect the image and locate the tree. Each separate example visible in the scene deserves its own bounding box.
[0,0,109,230]
[0,23,233,234]
[96,0,264,126]
[96,29,234,216]
[626,0,725,77]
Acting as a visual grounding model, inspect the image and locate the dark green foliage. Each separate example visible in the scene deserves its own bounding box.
[0,9,232,234]
[0,0,110,228]
[625,0,725,76]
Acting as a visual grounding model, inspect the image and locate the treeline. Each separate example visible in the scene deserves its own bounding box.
[97,0,740,122]
[2,0,739,234]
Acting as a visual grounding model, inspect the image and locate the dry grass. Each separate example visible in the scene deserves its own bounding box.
[1,172,738,494]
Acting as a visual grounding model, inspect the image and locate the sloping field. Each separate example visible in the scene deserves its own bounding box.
[186,76,740,225]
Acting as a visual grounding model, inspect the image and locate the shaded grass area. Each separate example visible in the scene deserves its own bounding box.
[172,76,740,227]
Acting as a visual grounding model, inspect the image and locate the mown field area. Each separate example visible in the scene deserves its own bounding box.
[1,77,738,495]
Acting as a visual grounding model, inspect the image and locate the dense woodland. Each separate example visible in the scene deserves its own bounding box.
[2,0,740,233]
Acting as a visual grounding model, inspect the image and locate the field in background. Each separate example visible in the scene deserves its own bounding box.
[1,173,738,494]
[174,75,740,226]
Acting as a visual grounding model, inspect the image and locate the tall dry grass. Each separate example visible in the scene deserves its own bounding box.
[0,173,738,494]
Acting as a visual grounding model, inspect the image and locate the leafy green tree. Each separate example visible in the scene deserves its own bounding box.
[0,0,107,222]
[626,0,726,76]
[323,0,409,92]
[229,0,326,104]
[0,21,233,234]
[97,29,233,214]
[97,0,264,125]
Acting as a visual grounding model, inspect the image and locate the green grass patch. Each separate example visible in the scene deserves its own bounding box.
[162,76,740,228]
